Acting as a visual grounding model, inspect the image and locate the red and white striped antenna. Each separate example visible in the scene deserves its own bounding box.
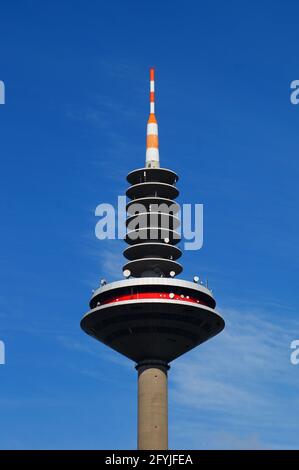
[146,67,160,168]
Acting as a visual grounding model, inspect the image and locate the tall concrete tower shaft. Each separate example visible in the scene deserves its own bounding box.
[81,68,225,449]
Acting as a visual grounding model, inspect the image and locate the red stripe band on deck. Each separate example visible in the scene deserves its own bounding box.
[100,292,208,306]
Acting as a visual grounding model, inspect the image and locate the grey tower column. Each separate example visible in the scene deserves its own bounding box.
[136,361,169,450]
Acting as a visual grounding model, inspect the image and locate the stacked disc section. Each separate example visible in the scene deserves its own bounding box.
[124,167,182,278]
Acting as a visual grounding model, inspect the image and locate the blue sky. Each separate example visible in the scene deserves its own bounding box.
[0,0,299,449]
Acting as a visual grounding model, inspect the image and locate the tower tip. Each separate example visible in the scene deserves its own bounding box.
[146,67,159,168]
[150,67,155,81]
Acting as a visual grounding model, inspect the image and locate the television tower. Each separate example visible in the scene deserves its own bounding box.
[81,68,225,450]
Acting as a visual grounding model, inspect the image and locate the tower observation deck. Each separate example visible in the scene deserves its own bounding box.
[81,68,225,450]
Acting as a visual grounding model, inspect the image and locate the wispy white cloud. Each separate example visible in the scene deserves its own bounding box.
[66,93,139,131]
[99,244,124,280]
[56,334,130,369]
[170,423,272,450]
[55,333,132,390]
[170,304,299,449]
